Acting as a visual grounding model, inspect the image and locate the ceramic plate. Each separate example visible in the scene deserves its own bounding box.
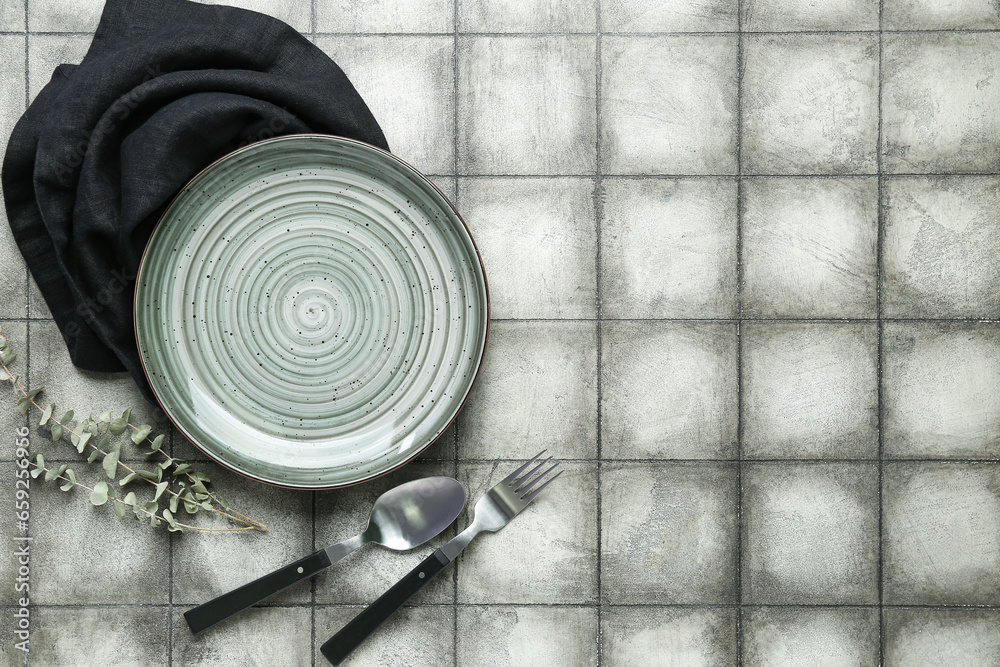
[135,135,488,488]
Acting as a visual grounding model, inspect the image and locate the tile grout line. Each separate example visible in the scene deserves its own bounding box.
[594,0,604,662]
[452,1,460,663]
[311,490,318,667]
[22,1,29,663]
[311,5,318,663]
[735,2,746,664]
[876,0,887,663]
[167,427,175,666]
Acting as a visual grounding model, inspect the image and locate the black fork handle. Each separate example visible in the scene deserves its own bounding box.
[320,549,451,665]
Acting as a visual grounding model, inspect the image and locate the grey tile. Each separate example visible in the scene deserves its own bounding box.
[316,0,453,33]
[884,323,1000,459]
[315,606,455,667]
[457,177,596,319]
[602,462,738,604]
[172,465,312,606]
[27,34,90,102]
[316,36,454,175]
[0,192,28,320]
[743,177,878,319]
[28,321,170,460]
[601,606,738,666]
[883,462,1000,605]
[457,606,599,666]
[458,0,596,32]
[314,461,455,605]
[742,322,879,459]
[742,34,879,175]
[26,607,168,667]
[456,461,597,604]
[883,33,1000,174]
[27,0,102,32]
[601,321,738,460]
[458,36,596,175]
[601,36,738,175]
[600,177,738,319]
[29,467,171,604]
[192,0,312,32]
[0,321,27,446]
[0,37,24,321]
[884,608,1000,667]
[28,273,52,319]
[742,462,879,605]
[456,321,597,460]
[884,177,1000,319]
[601,0,737,32]
[0,34,25,166]
[176,606,311,666]
[884,0,1000,30]
[742,607,880,667]
[743,0,878,31]
[0,0,23,31]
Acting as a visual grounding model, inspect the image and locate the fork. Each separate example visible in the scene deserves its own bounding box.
[320,451,561,665]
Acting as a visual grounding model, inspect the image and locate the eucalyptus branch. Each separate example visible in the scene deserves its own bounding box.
[0,325,266,533]
[27,459,255,532]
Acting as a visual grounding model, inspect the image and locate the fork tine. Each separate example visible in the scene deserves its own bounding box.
[501,450,545,485]
[515,461,559,496]
[522,469,562,504]
[511,456,553,491]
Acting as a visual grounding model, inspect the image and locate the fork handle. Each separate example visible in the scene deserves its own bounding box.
[320,549,451,665]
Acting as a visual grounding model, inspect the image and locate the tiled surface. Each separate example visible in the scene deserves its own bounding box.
[2,0,999,665]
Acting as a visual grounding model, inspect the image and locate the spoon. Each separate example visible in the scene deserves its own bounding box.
[184,476,466,634]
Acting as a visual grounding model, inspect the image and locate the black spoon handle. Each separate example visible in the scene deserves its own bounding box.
[185,549,332,634]
[320,549,450,665]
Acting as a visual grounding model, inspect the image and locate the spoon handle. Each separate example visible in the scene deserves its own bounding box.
[184,550,333,634]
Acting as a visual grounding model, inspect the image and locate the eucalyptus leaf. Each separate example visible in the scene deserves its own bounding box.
[154,481,168,501]
[102,442,120,480]
[150,434,165,451]
[108,417,127,436]
[98,410,112,423]
[89,481,109,506]
[87,449,101,464]
[131,424,152,445]
[50,423,63,442]
[113,499,127,518]
[29,467,42,479]
[39,403,54,425]
[123,491,138,507]
[169,492,180,514]
[191,481,208,495]
[0,368,9,382]
[59,468,77,492]
[35,453,44,469]
[45,464,68,482]
[15,397,29,415]
[1,347,16,365]
[59,410,73,425]
[25,387,43,400]
[183,492,199,514]
[135,469,157,481]
[76,431,92,454]
[173,463,191,475]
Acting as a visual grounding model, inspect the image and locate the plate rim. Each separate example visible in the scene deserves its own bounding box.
[133,133,490,490]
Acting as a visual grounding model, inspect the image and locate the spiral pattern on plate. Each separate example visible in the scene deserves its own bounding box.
[135,136,488,488]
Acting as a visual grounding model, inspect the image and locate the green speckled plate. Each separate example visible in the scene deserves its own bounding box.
[135,135,488,489]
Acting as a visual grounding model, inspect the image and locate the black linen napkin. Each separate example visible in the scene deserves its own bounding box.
[2,0,389,402]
